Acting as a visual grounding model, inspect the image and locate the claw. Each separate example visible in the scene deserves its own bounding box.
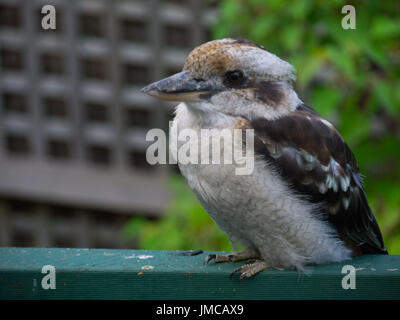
[229,260,270,280]
[229,265,243,279]
[204,250,259,265]
[239,269,255,281]
[204,254,216,265]
[174,250,204,256]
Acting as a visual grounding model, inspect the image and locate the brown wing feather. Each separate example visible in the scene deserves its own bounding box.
[250,103,388,255]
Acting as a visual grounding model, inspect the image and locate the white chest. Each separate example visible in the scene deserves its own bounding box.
[171,103,352,269]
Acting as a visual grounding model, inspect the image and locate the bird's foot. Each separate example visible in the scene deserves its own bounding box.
[204,249,259,264]
[229,260,270,280]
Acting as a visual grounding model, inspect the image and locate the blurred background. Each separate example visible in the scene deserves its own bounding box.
[0,0,399,253]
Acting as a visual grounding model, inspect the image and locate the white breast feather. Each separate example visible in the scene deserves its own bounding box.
[172,102,352,270]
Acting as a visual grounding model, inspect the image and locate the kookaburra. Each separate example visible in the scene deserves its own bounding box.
[141,38,388,279]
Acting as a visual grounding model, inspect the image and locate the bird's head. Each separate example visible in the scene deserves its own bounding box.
[141,38,300,120]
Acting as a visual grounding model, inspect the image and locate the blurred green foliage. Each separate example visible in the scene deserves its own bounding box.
[123,0,400,253]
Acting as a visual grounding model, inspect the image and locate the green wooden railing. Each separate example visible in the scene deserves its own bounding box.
[0,247,399,299]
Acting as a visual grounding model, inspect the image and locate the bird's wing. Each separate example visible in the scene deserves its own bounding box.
[250,103,387,255]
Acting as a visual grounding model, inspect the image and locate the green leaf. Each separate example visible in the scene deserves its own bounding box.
[290,0,312,19]
[310,86,341,118]
[281,25,303,51]
[296,51,325,88]
[371,16,400,39]
[249,17,276,41]
[326,46,356,78]
[374,81,398,115]
[363,42,389,68]
[339,105,370,146]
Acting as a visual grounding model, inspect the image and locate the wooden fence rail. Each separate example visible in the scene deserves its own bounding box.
[0,247,399,299]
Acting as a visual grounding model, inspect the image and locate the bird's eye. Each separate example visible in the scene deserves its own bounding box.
[225,70,245,86]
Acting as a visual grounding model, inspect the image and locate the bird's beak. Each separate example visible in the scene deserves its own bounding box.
[140,71,213,102]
